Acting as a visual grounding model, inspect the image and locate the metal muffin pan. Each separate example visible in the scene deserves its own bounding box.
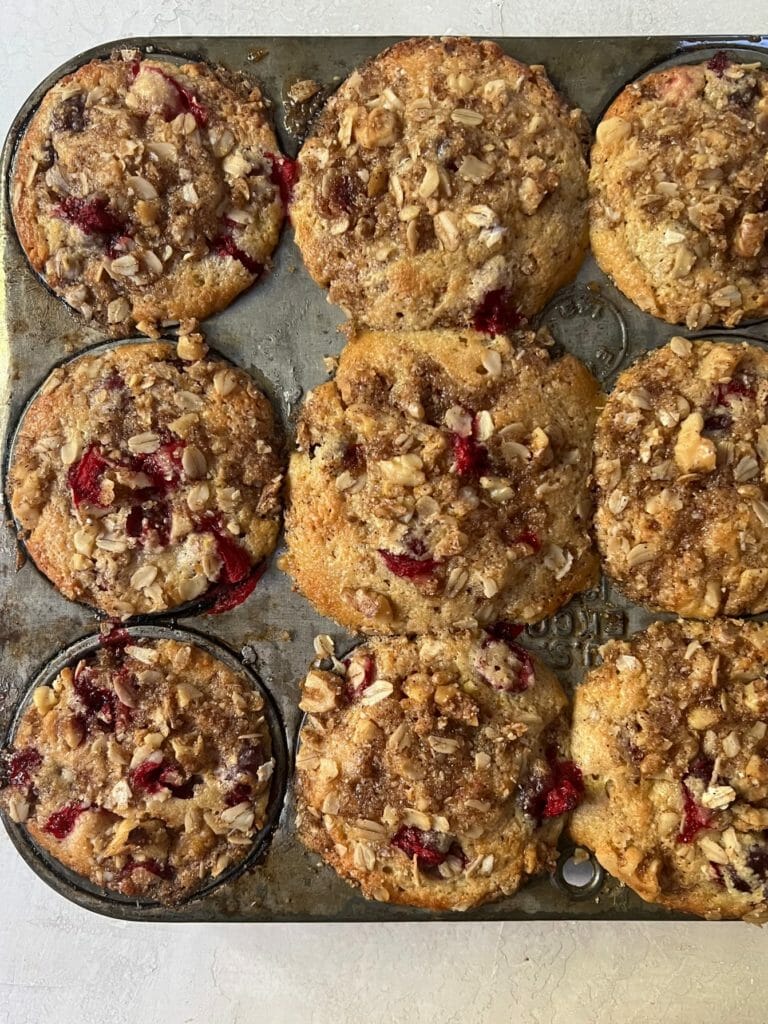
[1,34,767,922]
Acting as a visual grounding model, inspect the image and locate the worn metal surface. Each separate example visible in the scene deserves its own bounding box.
[1,34,767,922]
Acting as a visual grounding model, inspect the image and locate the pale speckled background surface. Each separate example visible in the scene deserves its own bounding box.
[1,2,767,1022]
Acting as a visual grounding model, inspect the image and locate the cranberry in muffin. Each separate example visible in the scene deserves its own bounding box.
[9,342,283,617]
[1,636,276,904]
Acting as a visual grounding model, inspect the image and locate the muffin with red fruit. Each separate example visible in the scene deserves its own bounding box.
[590,56,768,329]
[0,636,276,904]
[296,630,580,910]
[571,620,768,922]
[9,342,283,617]
[594,337,768,618]
[11,50,286,335]
[291,36,590,330]
[283,328,600,634]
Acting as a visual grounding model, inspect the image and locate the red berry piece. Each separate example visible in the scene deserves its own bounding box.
[343,653,376,700]
[55,195,125,236]
[129,757,168,795]
[712,376,755,407]
[133,438,186,494]
[473,289,525,337]
[510,530,541,553]
[541,760,584,818]
[266,153,299,206]
[6,748,42,788]
[73,664,119,730]
[479,626,535,692]
[677,780,713,843]
[119,857,174,880]
[67,444,112,508]
[142,66,208,126]
[390,826,458,869]
[224,782,252,808]
[707,50,731,77]
[212,233,263,276]
[378,549,439,580]
[520,753,584,821]
[100,626,131,650]
[43,802,87,839]
[205,563,266,614]
[451,431,487,477]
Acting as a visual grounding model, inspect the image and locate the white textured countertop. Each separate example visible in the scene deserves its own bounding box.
[2,3,767,1022]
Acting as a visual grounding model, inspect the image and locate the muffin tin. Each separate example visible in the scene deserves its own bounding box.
[1,34,767,922]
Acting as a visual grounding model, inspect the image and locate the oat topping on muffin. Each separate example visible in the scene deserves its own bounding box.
[571,620,768,922]
[0,636,275,904]
[291,36,589,329]
[590,57,768,328]
[12,51,285,334]
[296,631,579,910]
[9,342,283,618]
[595,337,768,618]
[283,328,600,634]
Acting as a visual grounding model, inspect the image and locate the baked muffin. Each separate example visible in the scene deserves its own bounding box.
[9,342,283,618]
[0,635,276,904]
[590,56,768,329]
[291,36,589,330]
[283,329,600,633]
[595,336,768,618]
[571,620,768,922]
[12,51,285,334]
[296,630,581,910]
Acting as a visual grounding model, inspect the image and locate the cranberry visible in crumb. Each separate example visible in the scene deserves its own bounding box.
[510,530,542,553]
[541,760,583,818]
[73,664,124,731]
[44,802,87,839]
[6,748,42,788]
[707,50,731,77]
[212,233,264,276]
[141,66,208,127]
[225,782,252,808]
[451,430,488,477]
[480,624,535,692]
[55,195,125,237]
[343,653,376,700]
[473,289,525,337]
[521,752,584,821]
[119,857,174,881]
[129,758,192,797]
[391,826,462,869]
[678,780,713,843]
[378,549,439,580]
[67,444,112,508]
[100,626,131,650]
[267,152,299,206]
[204,562,266,614]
